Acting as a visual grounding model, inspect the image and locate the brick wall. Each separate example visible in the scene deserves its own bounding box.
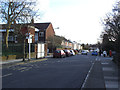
[46,23,55,40]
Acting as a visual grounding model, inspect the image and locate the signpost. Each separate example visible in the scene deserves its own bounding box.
[27,33,33,60]
[20,25,35,61]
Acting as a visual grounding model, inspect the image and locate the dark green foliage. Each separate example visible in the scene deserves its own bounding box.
[2,43,35,56]
[101,1,120,64]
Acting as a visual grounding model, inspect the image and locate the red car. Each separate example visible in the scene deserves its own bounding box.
[73,50,78,54]
[53,50,66,58]
[63,50,71,57]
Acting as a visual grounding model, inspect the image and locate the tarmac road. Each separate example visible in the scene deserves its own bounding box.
[2,53,102,88]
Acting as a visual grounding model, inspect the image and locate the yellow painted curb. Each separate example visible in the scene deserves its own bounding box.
[29,58,48,63]
[15,58,48,65]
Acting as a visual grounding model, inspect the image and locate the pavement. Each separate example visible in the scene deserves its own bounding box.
[82,56,120,90]
[0,55,53,65]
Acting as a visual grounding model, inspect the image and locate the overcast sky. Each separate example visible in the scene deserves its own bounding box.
[35,0,117,44]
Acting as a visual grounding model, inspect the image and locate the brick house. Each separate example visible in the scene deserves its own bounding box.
[34,23,55,55]
[0,22,55,56]
[61,40,73,49]
[34,23,55,43]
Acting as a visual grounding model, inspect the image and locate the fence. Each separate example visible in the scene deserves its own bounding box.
[2,43,35,56]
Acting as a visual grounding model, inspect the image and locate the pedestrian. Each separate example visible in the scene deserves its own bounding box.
[109,50,112,57]
[103,51,107,57]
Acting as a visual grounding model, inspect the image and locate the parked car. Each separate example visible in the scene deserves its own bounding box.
[81,50,87,55]
[90,50,93,52]
[70,50,75,56]
[63,50,71,57]
[73,50,78,54]
[85,50,89,53]
[92,51,98,56]
[76,49,80,53]
[53,50,66,58]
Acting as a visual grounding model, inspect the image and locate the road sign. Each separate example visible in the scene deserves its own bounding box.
[28,38,32,43]
[26,34,34,43]
[28,34,33,43]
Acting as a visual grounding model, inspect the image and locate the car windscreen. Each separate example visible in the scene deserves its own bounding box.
[54,50,60,53]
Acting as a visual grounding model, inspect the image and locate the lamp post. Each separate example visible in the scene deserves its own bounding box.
[52,27,59,52]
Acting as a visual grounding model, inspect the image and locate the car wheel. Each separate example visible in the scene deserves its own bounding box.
[59,55,61,58]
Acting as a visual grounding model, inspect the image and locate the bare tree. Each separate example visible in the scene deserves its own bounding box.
[46,35,64,53]
[0,0,39,48]
[101,1,120,63]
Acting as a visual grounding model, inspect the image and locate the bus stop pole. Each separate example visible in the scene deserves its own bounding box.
[28,33,31,61]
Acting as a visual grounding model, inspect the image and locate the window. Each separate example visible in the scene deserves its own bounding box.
[2,33,4,41]
[15,35,18,43]
[8,36,14,41]
[35,33,38,42]
[39,32,44,37]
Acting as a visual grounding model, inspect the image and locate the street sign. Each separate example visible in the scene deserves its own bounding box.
[28,38,32,43]
[28,33,34,60]
[28,34,33,43]
[26,36,32,39]
[26,34,34,43]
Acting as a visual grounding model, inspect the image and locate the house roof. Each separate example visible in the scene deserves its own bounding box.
[34,23,51,30]
[0,22,51,31]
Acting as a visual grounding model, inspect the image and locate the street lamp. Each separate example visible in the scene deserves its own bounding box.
[52,27,59,52]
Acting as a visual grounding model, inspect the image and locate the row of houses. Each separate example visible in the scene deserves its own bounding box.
[0,22,83,58]
[1,22,55,44]
[61,40,83,50]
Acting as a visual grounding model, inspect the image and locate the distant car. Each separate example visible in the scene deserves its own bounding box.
[53,50,66,58]
[92,51,98,56]
[81,50,87,55]
[70,50,75,56]
[63,50,71,57]
[86,50,89,53]
[90,50,93,52]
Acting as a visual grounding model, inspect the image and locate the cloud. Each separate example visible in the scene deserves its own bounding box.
[36,0,116,44]
[35,0,49,13]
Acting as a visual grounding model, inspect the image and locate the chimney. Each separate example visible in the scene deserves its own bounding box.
[31,18,34,24]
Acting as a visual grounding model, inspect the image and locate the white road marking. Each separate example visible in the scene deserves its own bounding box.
[105,81,119,88]
[81,61,95,89]
[1,73,13,78]
[99,58,101,61]
[95,57,99,61]
[102,67,115,71]
[101,62,109,65]
[96,58,98,61]
[104,76,118,80]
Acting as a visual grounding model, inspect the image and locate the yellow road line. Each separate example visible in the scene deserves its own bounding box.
[15,58,48,65]
[20,67,32,72]
[29,58,48,63]
[17,67,27,70]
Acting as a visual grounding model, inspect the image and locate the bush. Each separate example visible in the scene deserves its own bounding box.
[2,43,35,56]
